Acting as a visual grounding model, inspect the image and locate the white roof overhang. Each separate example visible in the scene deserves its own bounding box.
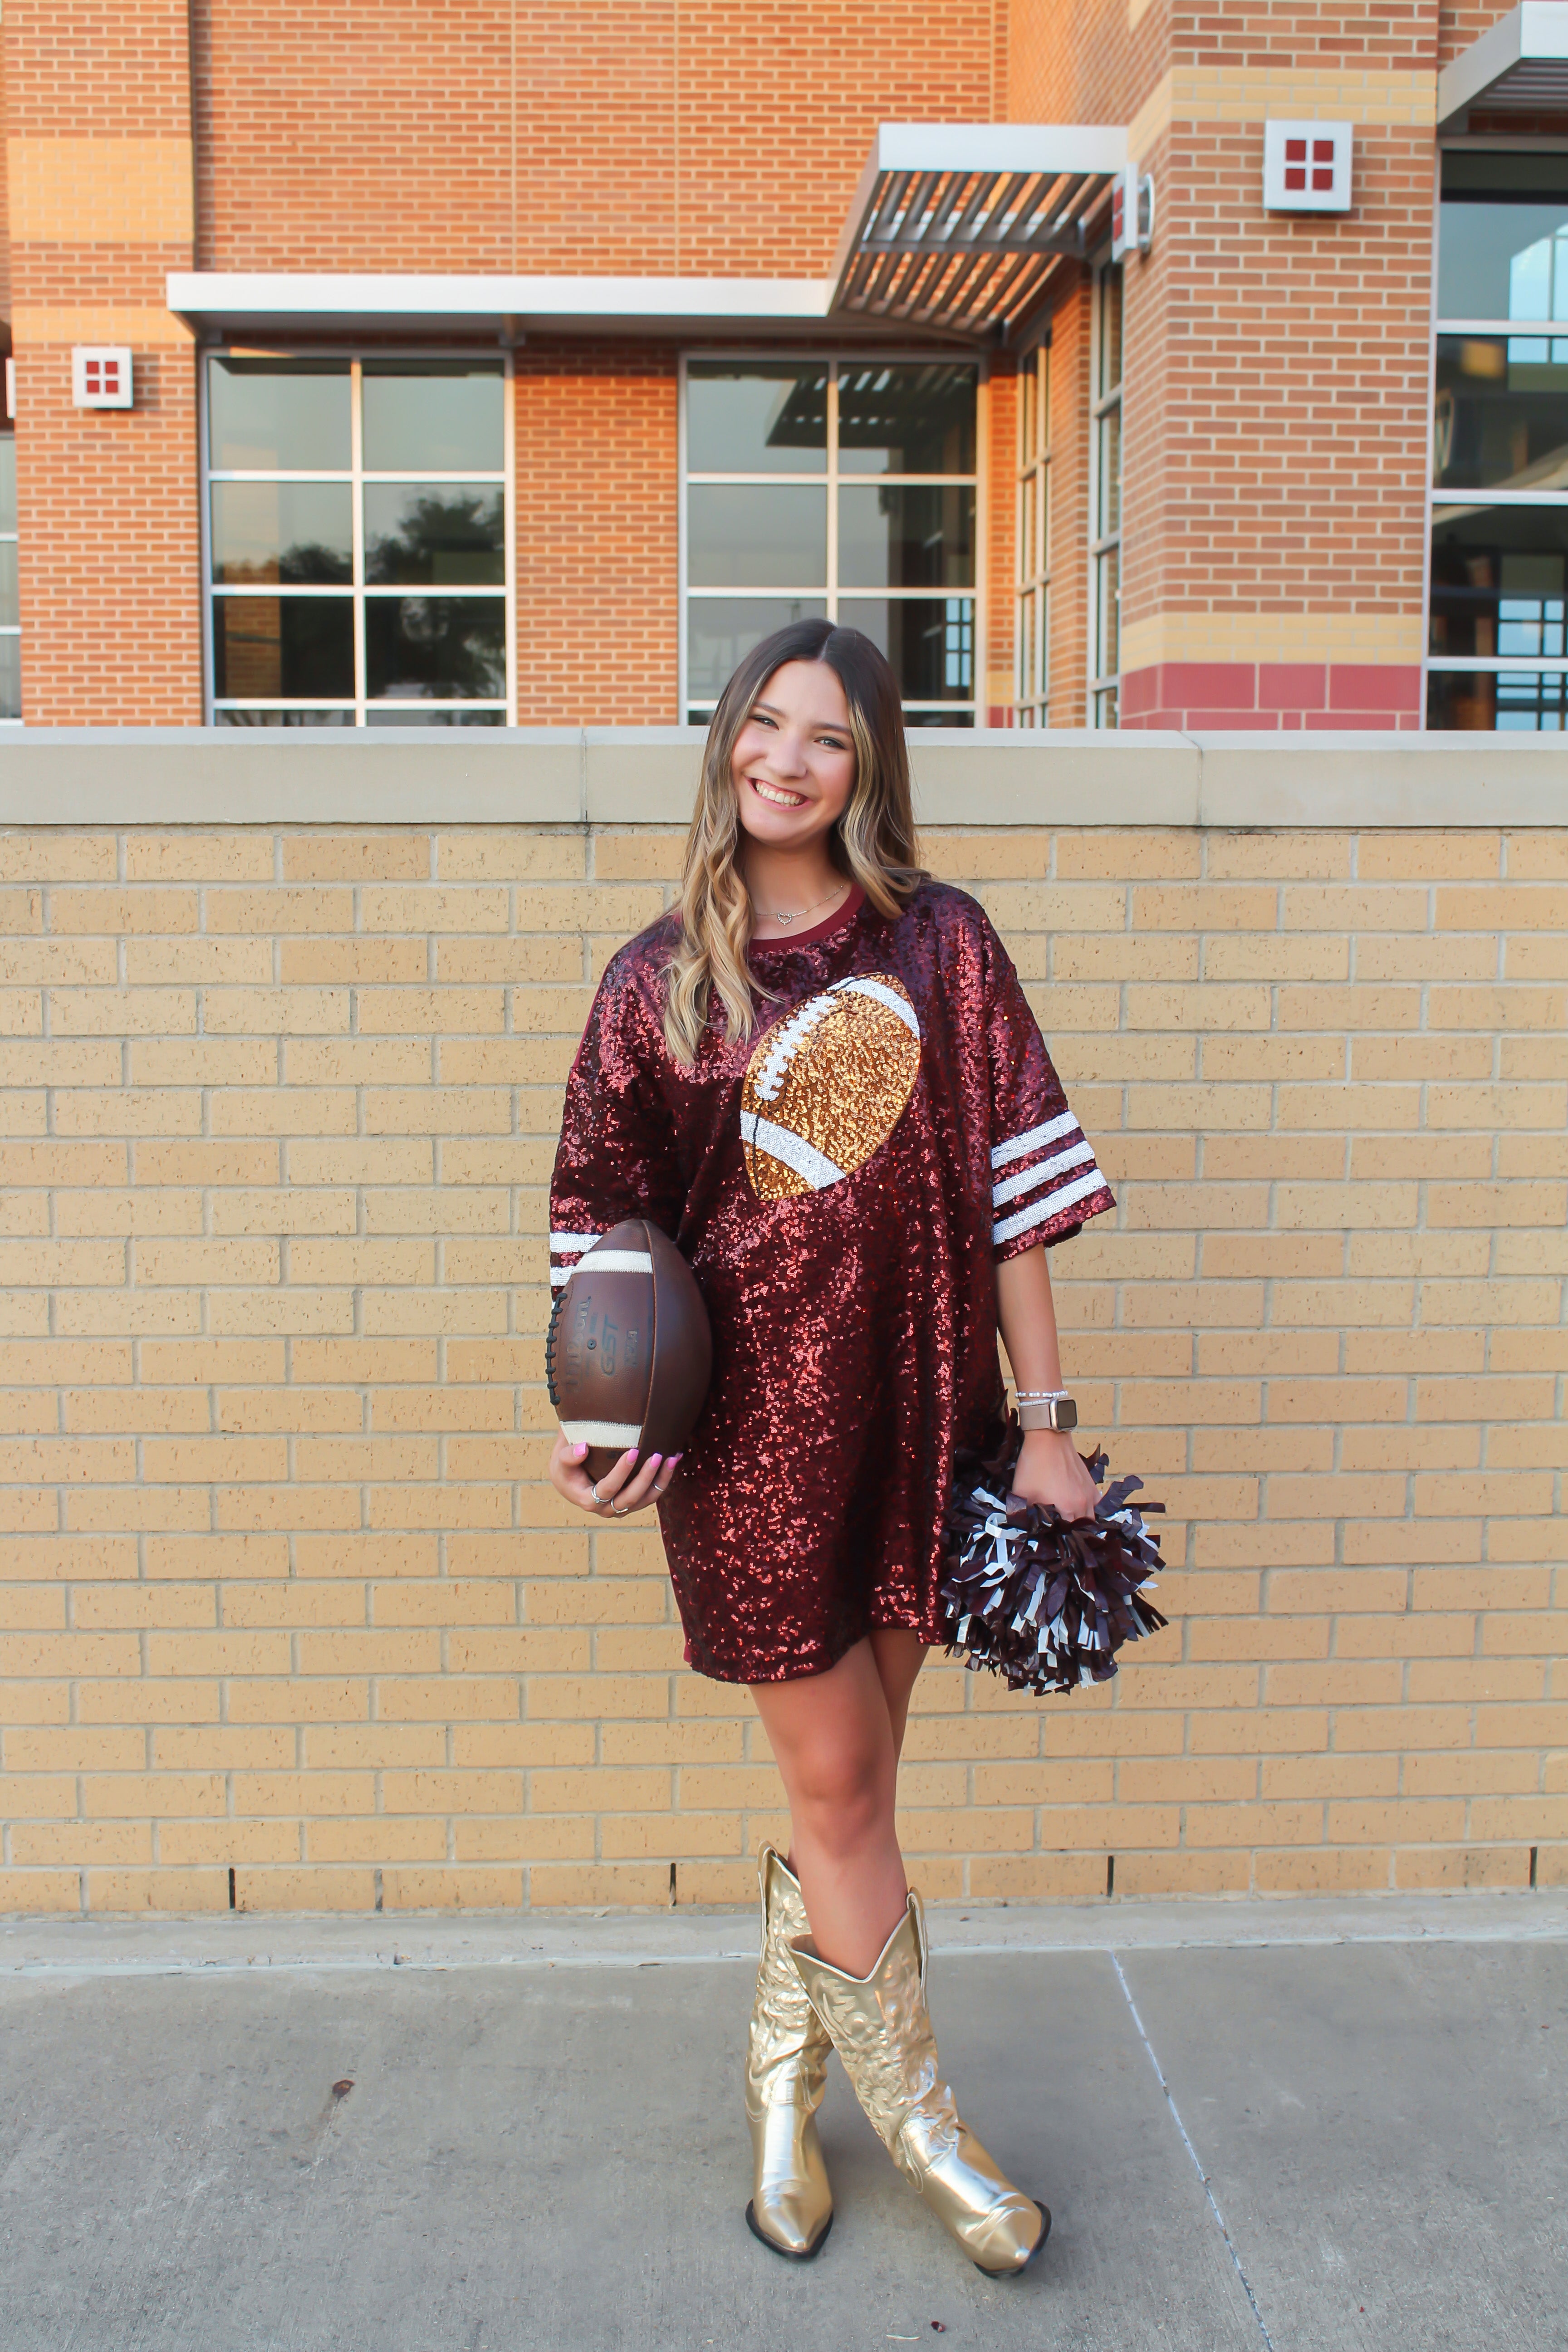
[165,272,837,340]
[167,122,1127,348]
[830,122,1127,334]
[1438,2,1568,124]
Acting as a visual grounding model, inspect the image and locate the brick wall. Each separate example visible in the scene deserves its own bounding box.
[2,0,201,727]
[0,812,1563,1916]
[193,0,1001,277]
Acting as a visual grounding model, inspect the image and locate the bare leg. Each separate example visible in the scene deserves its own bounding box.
[869,1625,927,1759]
[751,1635,915,1977]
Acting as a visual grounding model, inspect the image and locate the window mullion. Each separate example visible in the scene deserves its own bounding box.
[350,360,366,721]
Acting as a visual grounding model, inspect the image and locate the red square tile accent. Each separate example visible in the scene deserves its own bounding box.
[1159,662,1257,709]
[1259,662,1327,710]
[1328,663,1422,712]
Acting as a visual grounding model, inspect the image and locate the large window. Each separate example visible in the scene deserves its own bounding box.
[0,428,18,725]
[1089,264,1123,727]
[1429,153,1568,728]
[204,356,510,725]
[681,357,978,725]
[1015,343,1050,725]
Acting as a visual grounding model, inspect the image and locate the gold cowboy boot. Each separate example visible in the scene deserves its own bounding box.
[790,1891,1048,2276]
[744,1845,834,2259]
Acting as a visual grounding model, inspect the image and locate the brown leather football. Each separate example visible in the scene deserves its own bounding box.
[546,1219,713,1483]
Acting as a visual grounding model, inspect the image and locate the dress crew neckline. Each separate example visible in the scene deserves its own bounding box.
[749,884,865,951]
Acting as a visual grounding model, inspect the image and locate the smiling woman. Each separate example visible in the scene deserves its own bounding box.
[545,617,1115,2278]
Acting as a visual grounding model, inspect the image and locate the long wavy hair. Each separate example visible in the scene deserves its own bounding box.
[662,619,926,1064]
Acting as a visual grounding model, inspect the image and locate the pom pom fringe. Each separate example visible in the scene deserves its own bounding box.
[939,1416,1169,1696]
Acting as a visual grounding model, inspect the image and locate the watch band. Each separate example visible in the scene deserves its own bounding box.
[1017,1396,1078,1432]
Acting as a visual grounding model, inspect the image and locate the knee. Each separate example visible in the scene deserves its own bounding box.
[789,1738,892,1850]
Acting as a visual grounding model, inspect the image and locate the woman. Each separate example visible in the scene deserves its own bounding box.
[548,619,1112,2275]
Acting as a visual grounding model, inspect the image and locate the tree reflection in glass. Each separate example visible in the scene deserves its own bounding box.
[365,598,506,700]
[364,485,505,586]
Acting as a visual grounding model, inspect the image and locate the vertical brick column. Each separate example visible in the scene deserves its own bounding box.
[3,0,201,725]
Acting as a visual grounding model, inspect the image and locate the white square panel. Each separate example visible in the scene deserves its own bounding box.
[72,348,134,409]
[1263,121,1352,214]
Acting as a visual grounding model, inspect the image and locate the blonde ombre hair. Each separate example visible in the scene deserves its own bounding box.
[662,620,926,1064]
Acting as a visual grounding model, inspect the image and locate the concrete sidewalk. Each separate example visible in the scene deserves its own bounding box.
[1,1893,1564,2352]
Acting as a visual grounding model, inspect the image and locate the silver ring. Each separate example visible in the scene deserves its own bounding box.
[612,1499,629,1516]
[589,1480,603,1506]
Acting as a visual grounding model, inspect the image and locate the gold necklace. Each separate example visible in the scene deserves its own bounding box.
[757,882,848,929]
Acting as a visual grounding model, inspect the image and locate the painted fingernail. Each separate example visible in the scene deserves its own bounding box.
[571,1442,588,1459]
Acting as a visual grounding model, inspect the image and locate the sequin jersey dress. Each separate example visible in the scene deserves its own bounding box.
[549,880,1114,1682]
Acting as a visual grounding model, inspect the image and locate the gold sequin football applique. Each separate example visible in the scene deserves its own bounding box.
[740,973,922,1201]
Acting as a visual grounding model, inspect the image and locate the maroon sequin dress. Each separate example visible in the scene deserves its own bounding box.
[549,880,1114,1683]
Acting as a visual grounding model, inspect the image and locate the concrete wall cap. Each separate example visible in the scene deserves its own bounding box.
[0,727,1563,828]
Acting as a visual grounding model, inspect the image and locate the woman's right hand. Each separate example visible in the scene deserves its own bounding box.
[548,1431,681,1519]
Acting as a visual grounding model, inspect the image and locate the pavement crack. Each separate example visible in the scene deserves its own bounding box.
[1110,1951,1277,2352]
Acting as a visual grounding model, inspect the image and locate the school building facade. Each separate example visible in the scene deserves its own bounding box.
[5,1,1568,736]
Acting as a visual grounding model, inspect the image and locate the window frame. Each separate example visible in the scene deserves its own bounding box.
[1014,340,1051,726]
[1426,139,1568,730]
[1088,260,1123,729]
[200,347,515,727]
[0,425,19,727]
[678,349,985,726]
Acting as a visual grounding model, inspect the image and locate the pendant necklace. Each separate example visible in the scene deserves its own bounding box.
[758,882,848,929]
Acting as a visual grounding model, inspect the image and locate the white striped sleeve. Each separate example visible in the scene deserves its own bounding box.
[988,1113,1111,1248]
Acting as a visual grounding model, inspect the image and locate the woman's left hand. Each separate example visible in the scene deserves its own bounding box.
[1009,1428,1102,1521]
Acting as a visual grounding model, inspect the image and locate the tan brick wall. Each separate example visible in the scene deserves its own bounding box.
[0,816,1563,1916]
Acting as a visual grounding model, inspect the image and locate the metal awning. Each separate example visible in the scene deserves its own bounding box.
[1438,1,1568,123]
[830,122,1127,335]
[167,122,1129,348]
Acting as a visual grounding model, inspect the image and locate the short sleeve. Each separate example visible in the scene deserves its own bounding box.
[981,916,1115,1261]
[548,953,686,1294]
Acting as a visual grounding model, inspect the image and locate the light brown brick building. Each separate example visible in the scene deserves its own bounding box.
[5,0,1568,735]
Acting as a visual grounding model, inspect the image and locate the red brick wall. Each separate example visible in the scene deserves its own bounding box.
[1,0,1539,727]
[512,340,678,724]
[4,1,201,725]
[194,0,1004,276]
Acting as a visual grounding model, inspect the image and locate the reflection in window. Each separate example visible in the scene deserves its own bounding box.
[0,433,18,723]
[1090,266,1123,727]
[682,358,978,722]
[1015,343,1050,725]
[363,486,505,585]
[1429,157,1568,729]
[1438,153,1568,322]
[206,356,508,725]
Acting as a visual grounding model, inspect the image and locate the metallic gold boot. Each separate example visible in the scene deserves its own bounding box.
[744,1845,833,2259]
[790,1891,1048,2276]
